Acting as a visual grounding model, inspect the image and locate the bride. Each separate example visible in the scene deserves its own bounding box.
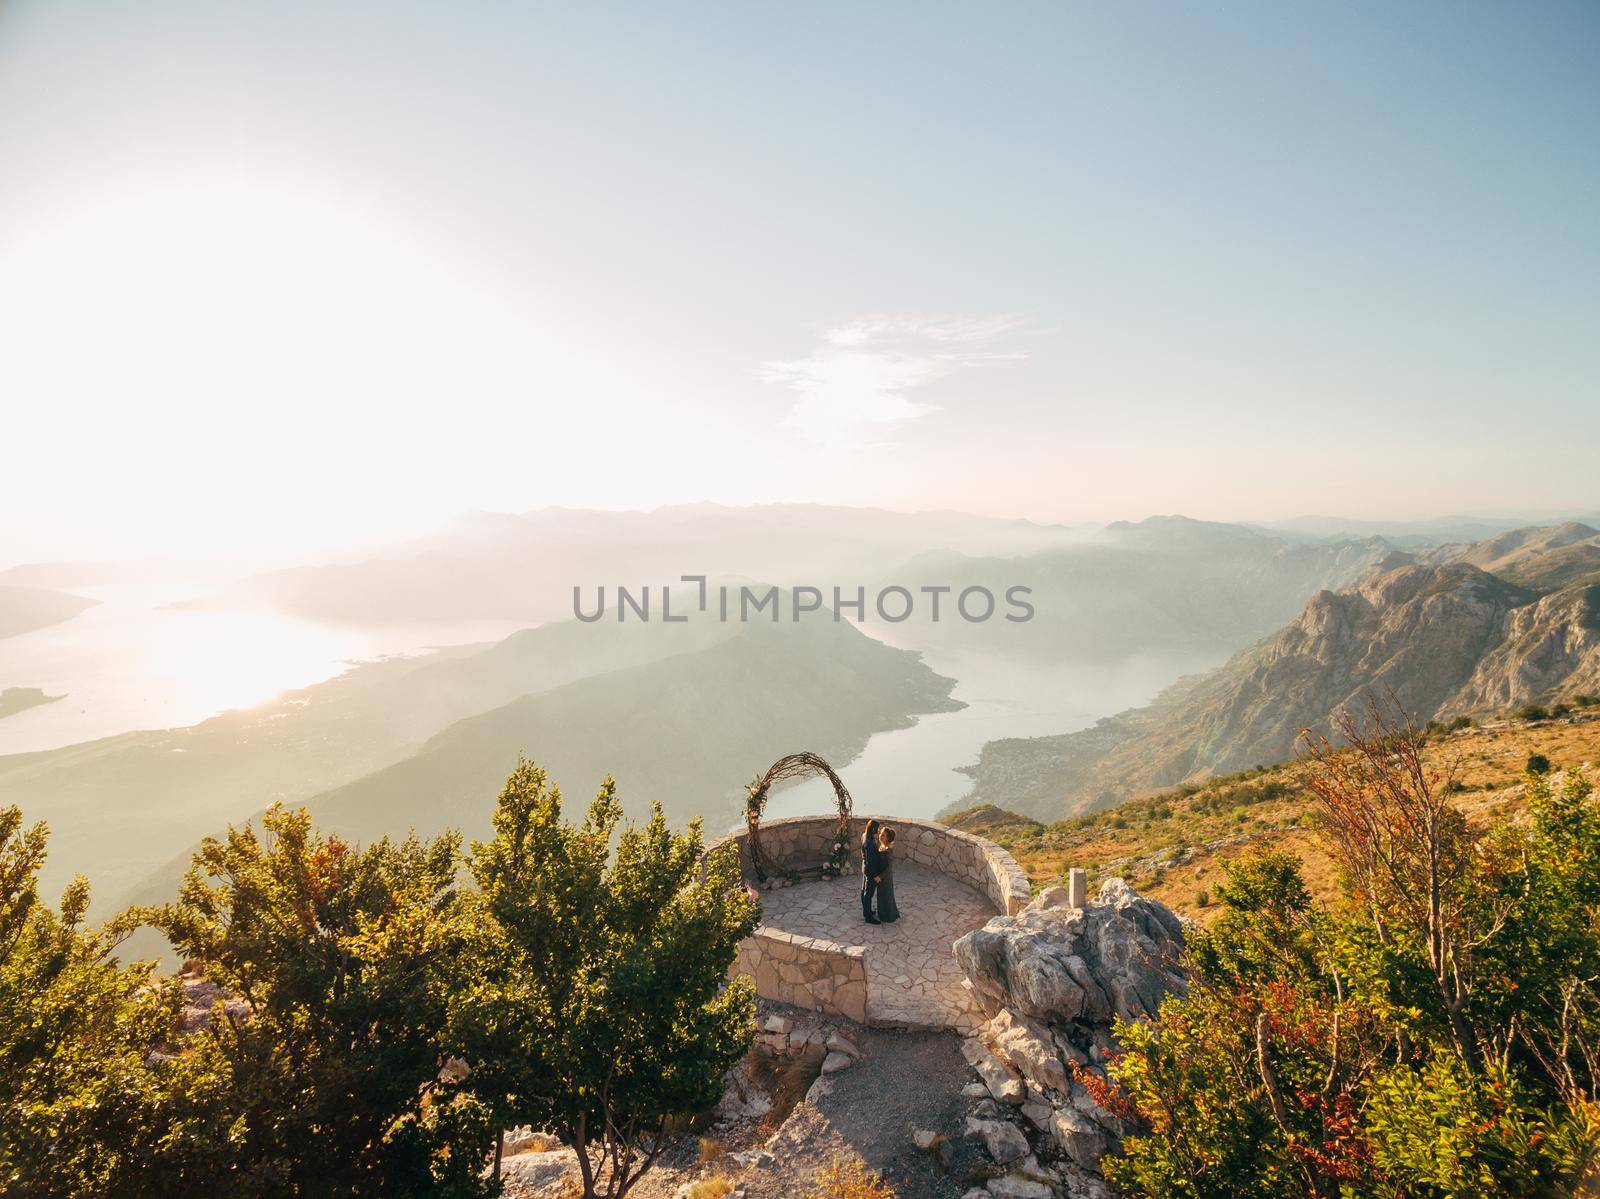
[876,826,899,923]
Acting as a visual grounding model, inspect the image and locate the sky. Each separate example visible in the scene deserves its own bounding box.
[0,1,1596,565]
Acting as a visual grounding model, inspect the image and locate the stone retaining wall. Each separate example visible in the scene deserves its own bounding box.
[717,815,1030,917]
[730,928,867,1023]
[712,814,1030,1025]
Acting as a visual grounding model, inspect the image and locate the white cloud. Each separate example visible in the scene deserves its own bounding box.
[761,314,1025,447]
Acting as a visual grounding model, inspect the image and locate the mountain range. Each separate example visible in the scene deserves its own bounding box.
[0,584,97,640]
[854,515,1396,660]
[4,605,955,914]
[175,504,1089,625]
[960,522,1600,819]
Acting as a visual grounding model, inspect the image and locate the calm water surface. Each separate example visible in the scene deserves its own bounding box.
[4,593,1224,826]
[0,582,527,754]
[762,635,1226,823]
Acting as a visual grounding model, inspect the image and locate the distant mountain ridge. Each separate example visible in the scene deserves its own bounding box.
[878,516,1395,660]
[108,610,957,961]
[178,504,1092,624]
[1422,521,1600,589]
[960,524,1600,819]
[4,600,954,912]
[0,584,97,640]
[296,613,958,847]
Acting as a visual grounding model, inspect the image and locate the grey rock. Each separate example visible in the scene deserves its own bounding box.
[1050,1105,1107,1168]
[500,1126,544,1155]
[826,1031,861,1059]
[962,1036,1025,1104]
[914,1129,952,1169]
[986,1175,1053,1199]
[1027,885,1072,912]
[498,1149,574,1191]
[1058,1165,1116,1199]
[984,1008,1069,1094]
[820,1051,853,1075]
[1020,1101,1053,1132]
[963,1082,990,1098]
[965,1116,1030,1166]
[955,879,1186,1024]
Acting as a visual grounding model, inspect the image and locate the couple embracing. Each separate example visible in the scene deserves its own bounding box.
[859,818,900,924]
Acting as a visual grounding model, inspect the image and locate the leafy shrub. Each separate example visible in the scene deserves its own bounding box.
[1105,706,1600,1199]
[1527,752,1553,775]
[4,754,763,1199]
[453,759,758,1199]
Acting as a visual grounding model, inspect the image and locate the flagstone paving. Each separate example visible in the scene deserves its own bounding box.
[756,861,996,1030]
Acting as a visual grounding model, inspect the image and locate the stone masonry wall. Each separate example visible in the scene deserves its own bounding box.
[716,815,1030,917]
[730,929,868,1023]
[711,815,1030,1024]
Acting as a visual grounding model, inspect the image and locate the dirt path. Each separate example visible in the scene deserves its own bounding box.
[741,1025,984,1199]
[500,1018,985,1199]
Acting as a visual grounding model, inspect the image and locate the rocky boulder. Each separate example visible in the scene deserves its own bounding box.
[951,877,1187,1198]
[954,877,1186,1024]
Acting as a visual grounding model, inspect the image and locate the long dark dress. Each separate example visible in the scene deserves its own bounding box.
[861,833,882,920]
[877,845,900,922]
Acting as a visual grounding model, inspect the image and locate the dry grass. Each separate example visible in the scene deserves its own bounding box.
[745,1045,825,1132]
[686,1175,734,1199]
[953,714,1600,923]
[810,1158,897,1198]
[696,1136,726,1164]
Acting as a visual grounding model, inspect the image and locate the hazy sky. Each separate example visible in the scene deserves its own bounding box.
[1,2,1596,564]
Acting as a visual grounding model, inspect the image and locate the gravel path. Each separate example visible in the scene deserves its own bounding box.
[499,1017,987,1199]
[742,1024,985,1199]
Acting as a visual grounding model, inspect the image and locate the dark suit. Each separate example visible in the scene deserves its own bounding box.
[861,834,883,919]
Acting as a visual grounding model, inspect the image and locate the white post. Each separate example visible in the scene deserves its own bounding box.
[1068,867,1087,910]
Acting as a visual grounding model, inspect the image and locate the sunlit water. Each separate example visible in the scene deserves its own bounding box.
[0,582,529,754]
[3,591,1225,825]
[762,634,1227,824]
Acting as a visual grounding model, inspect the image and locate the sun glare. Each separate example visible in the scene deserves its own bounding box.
[0,179,673,562]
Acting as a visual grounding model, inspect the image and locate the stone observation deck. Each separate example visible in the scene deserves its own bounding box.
[712,815,1031,1031]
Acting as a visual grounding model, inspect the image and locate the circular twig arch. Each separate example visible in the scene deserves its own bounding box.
[744,752,854,881]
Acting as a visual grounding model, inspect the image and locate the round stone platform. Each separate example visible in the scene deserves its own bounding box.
[757,862,996,1029]
[715,815,1030,1031]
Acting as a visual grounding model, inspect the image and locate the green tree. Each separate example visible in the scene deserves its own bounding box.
[1478,768,1600,1107]
[1103,704,1600,1199]
[151,804,494,1198]
[0,806,230,1198]
[453,759,758,1199]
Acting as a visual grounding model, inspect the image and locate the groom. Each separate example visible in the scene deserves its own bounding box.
[860,818,883,924]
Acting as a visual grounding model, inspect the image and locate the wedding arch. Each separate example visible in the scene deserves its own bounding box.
[744,751,853,881]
